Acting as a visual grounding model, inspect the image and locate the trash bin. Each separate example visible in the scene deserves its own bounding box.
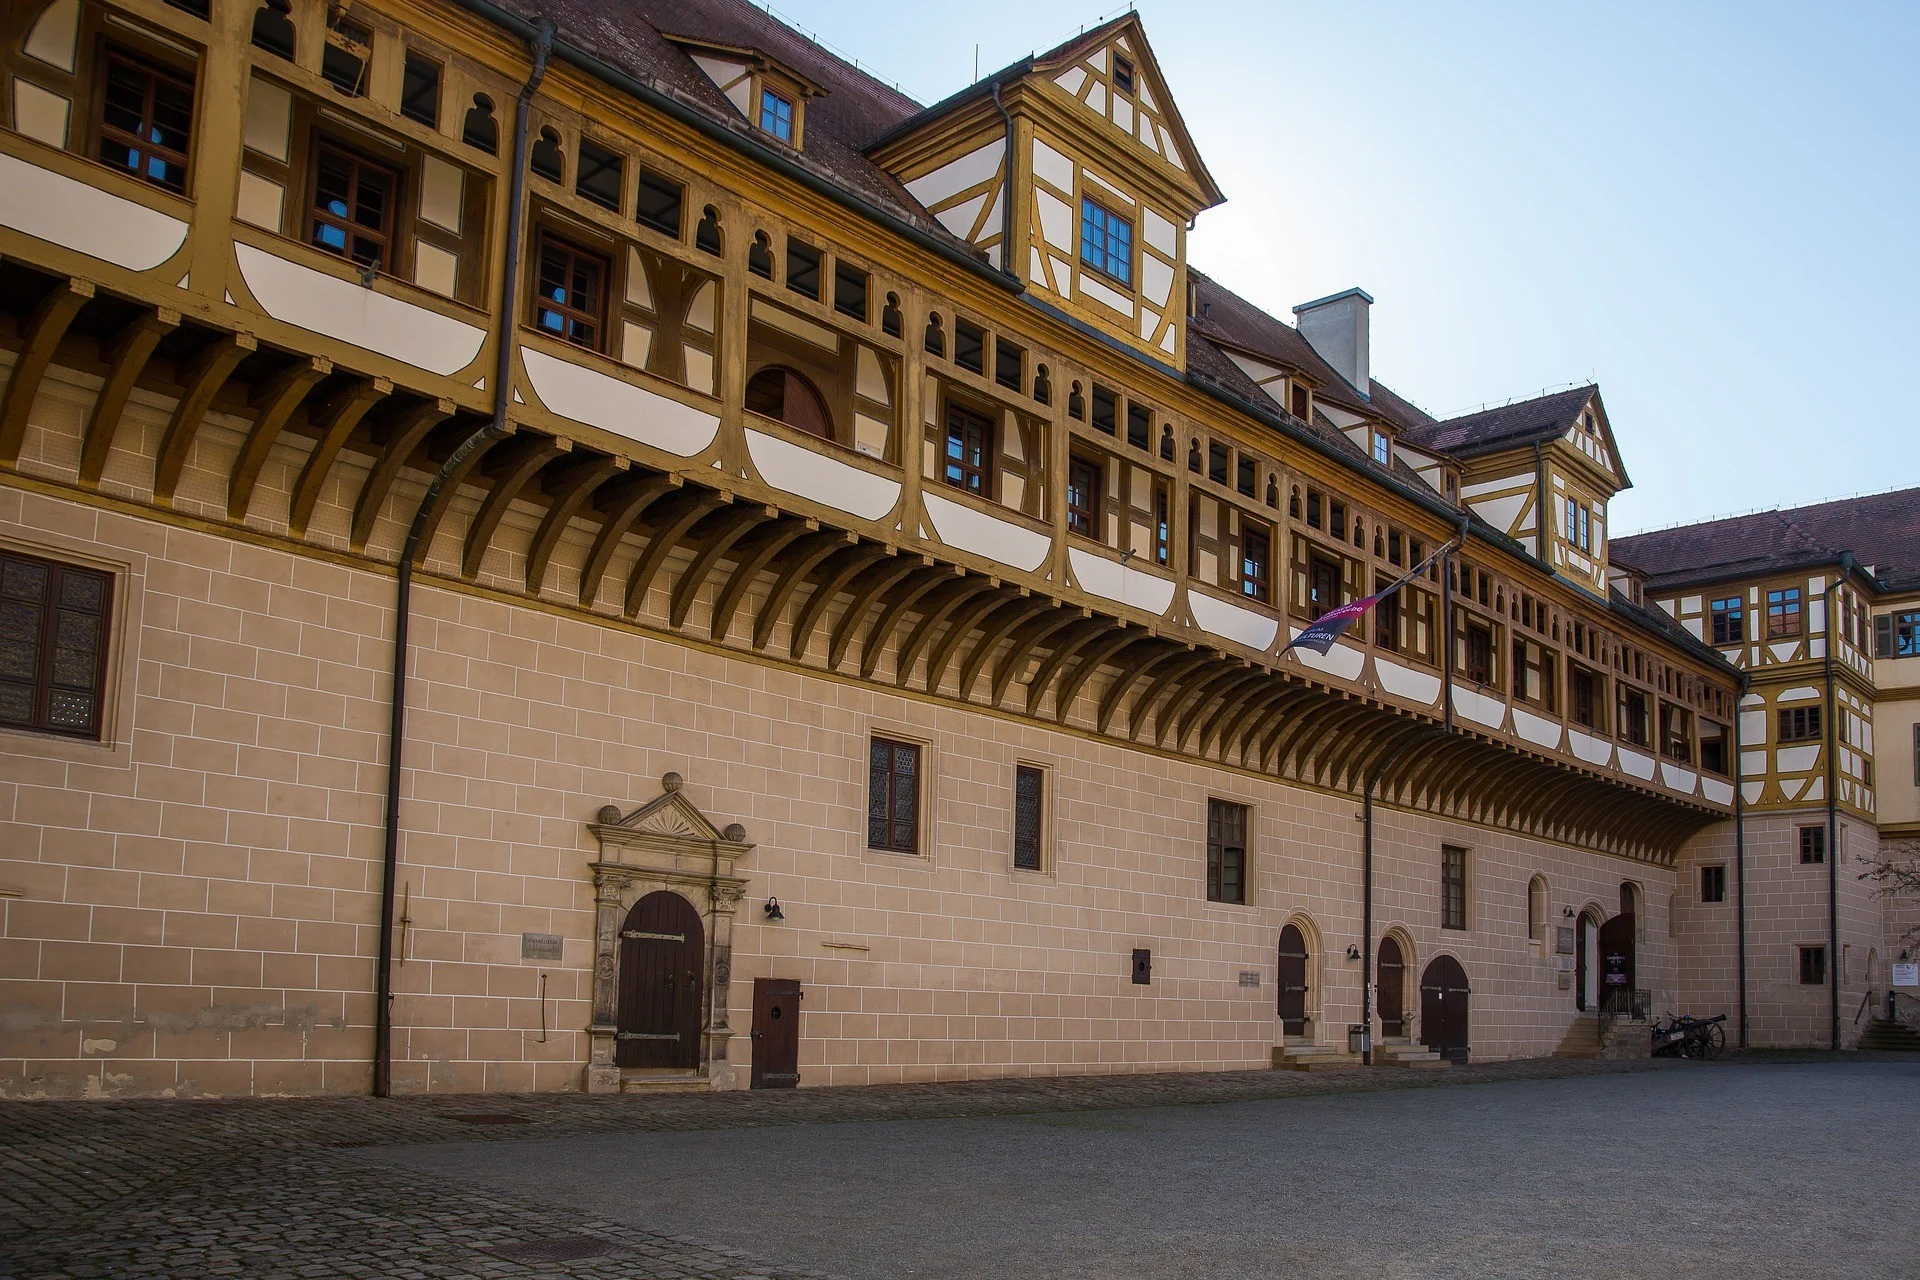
[1348,1024,1369,1055]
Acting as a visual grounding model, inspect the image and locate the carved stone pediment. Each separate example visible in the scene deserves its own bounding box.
[590,772,755,881]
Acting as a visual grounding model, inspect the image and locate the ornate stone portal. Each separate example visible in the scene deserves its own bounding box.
[584,773,754,1093]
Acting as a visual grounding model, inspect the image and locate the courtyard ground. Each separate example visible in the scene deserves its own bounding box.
[2,1054,1915,1279]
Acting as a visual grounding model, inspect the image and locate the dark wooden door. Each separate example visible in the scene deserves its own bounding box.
[1419,955,1471,1064]
[751,978,801,1089]
[1277,924,1309,1036]
[615,891,704,1070]
[1378,936,1405,1037]
[1575,913,1591,1011]
[1598,913,1635,1010]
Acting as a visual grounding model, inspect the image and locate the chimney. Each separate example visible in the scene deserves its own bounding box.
[1292,287,1373,399]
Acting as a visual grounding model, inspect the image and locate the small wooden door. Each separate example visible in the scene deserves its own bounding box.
[1598,913,1635,1009]
[1419,955,1471,1064]
[615,891,704,1070]
[1378,936,1405,1037]
[1575,913,1592,1011]
[1277,924,1309,1036]
[751,978,801,1089]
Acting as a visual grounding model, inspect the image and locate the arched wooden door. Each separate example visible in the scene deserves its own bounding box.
[616,891,705,1070]
[1378,936,1405,1037]
[1419,955,1471,1064]
[1575,912,1593,1011]
[1597,912,1635,1010]
[1277,924,1310,1036]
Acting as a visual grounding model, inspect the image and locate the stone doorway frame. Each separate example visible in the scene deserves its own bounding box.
[584,773,754,1093]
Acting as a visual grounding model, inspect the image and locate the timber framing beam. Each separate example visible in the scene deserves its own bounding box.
[228,356,330,522]
[290,377,392,538]
[0,278,93,466]
[523,454,626,595]
[460,433,568,579]
[152,332,256,503]
[668,504,775,629]
[787,542,889,659]
[579,472,680,608]
[711,521,816,644]
[350,398,458,551]
[78,307,179,487]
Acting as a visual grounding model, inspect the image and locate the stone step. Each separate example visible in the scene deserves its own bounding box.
[1373,1044,1449,1069]
[1271,1045,1362,1072]
[1858,1019,1920,1052]
[619,1071,710,1093]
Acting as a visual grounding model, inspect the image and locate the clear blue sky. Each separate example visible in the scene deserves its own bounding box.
[776,0,1920,533]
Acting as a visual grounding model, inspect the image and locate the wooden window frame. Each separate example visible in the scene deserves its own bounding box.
[867,735,921,855]
[1241,522,1272,605]
[758,86,795,142]
[1777,705,1822,743]
[1206,798,1248,905]
[1799,945,1826,986]
[1463,621,1492,685]
[1066,454,1101,539]
[1766,586,1803,639]
[0,549,114,741]
[1152,480,1171,567]
[941,400,993,497]
[1700,865,1726,904]
[1440,845,1468,931]
[528,229,610,353]
[306,138,403,270]
[399,52,441,128]
[1710,596,1743,645]
[1078,196,1134,288]
[1798,825,1825,865]
[94,45,197,196]
[1013,763,1046,872]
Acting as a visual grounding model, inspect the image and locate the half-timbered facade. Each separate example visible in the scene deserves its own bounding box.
[0,0,1888,1097]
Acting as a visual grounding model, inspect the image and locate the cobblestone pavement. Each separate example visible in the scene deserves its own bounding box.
[0,1054,1893,1279]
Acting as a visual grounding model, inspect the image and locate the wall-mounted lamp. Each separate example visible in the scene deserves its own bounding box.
[763,896,785,921]
[1345,944,1361,961]
[1563,906,1576,920]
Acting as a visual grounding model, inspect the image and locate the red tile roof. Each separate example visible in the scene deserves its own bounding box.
[1612,487,1920,593]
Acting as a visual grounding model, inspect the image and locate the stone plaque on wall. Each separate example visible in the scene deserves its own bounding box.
[1238,971,1261,988]
[521,932,564,961]
[1556,926,1576,955]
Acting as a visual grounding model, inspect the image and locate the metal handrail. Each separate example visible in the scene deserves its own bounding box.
[1597,987,1651,1041]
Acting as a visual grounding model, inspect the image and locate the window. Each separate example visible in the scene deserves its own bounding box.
[1208,441,1229,486]
[1309,555,1342,622]
[400,54,441,127]
[744,367,832,440]
[1711,596,1743,645]
[1079,198,1133,286]
[759,88,795,142]
[1700,865,1726,904]
[531,232,607,351]
[529,127,563,182]
[1372,432,1389,466]
[881,293,903,337]
[1237,454,1257,498]
[749,232,774,279]
[1242,525,1271,604]
[1033,366,1051,405]
[1374,582,1399,651]
[1528,875,1548,942]
[1068,383,1086,420]
[1698,721,1728,776]
[1876,609,1920,658]
[1153,481,1170,567]
[1799,826,1825,865]
[1206,799,1247,904]
[309,143,398,269]
[1618,688,1649,747]
[575,138,623,211]
[1013,765,1044,871]
[1289,383,1309,420]
[1112,54,1135,97]
[785,241,821,299]
[97,50,195,195]
[943,403,992,496]
[461,94,498,153]
[1464,622,1491,684]
[1129,404,1153,452]
[1066,456,1101,538]
[1777,705,1822,743]
[1766,587,1802,638]
[994,337,1023,391]
[1799,946,1826,986]
[953,319,985,374]
[634,167,684,238]
[1091,385,1118,435]
[696,206,723,255]
[867,737,920,853]
[834,263,869,321]
[1440,845,1467,931]
[0,551,112,739]
[321,13,372,95]
[252,0,296,59]
[1572,669,1597,728]
[1660,702,1692,763]
[1577,504,1591,551]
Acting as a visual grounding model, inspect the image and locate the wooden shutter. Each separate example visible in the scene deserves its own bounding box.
[1876,613,1895,658]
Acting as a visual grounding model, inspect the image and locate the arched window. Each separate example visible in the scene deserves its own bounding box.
[1529,875,1548,943]
[1160,424,1175,461]
[1187,438,1201,473]
[1266,477,1279,509]
[1620,881,1639,919]
[748,231,774,279]
[252,0,295,58]
[462,94,498,154]
[1353,518,1365,548]
[1033,364,1051,405]
[1067,381,1085,420]
[530,126,563,182]
[1289,486,1301,519]
[922,312,945,357]
[881,292,902,338]
[695,206,722,255]
[745,366,832,440]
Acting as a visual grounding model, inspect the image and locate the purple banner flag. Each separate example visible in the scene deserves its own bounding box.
[1280,539,1456,657]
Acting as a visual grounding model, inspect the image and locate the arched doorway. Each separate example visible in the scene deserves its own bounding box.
[1378,935,1406,1037]
[745,365,833,439]
[1597,910,1636,1011]
[1575,908,1602,1011]
[1419,955,1471,1064]
[616,890,705,1070]
[1277,923,1310,1037]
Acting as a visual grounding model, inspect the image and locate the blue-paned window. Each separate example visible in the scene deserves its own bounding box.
[759,89,794,142]
[1079,198,1133,286]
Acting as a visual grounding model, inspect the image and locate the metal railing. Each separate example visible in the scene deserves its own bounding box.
[1598,987,1651,1041]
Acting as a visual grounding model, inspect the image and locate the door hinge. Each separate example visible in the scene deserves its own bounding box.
[621,930,686,942]
[616,1032,682,1041]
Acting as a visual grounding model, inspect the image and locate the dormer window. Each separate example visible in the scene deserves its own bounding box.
[1372,431,1390,466]
[759,88,794,143]
[1112,55,1135,97]
[1080,198,1133,287]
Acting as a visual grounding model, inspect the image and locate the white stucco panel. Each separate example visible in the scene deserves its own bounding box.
[1079,273,1134,318]
[745,429,900,521]
[0,151,189,272]
[1032,138,1075,193]
[1188,590,1280,651]
[1035,188,1073,251]
[1776,744,1820,773]
[1067,548,1176,615]
[1659,762,1698,794]
[1700,778,1735,806]
[1143,208,1177,258]
[922,492,1051,572]
[1617,748,1656,781]
[522,346,719,457]
[1292,633,1367,682]
[1512,707,1564,750]
[236,242,486,375]
[1142,254,1174,308]
[1569,729,1613,767]
[904,140,1005,212]
[1374,659,1442,706]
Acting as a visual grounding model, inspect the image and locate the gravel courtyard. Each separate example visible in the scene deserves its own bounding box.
[3,1056,1915,1279]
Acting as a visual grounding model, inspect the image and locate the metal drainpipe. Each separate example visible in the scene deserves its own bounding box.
[1824,553,1852,1051]
[1362,725,1449,1064]
[1441,515,1469,732]
[1532,442,1550,566]
[373,18,555,1099]
[990,83,1018,281]
[1734,671,1749,1048]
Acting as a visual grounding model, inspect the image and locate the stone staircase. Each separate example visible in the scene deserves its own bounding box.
[1271,1037,1361,1072]
[619,1070,711,1093]
[1371,1036,1449,1069]
[1553,1014,1604,1059]
[1554,1012,1650,1060]
[1858,1018,1920,1052]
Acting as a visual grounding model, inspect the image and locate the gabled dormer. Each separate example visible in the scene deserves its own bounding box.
[868,15,1223,368]
[662,34,824,149]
